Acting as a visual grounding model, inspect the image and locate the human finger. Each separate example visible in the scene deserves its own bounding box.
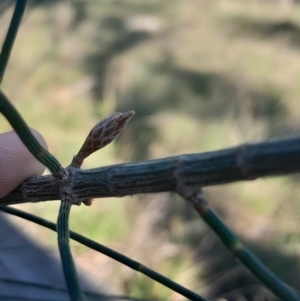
[0,129,48,198]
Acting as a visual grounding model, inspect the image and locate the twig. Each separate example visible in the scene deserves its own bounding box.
[2,134,300,206]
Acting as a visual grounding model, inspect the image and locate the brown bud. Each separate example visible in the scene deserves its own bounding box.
[71,111,134,168]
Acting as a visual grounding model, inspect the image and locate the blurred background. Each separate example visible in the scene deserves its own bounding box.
[1,0,300,300]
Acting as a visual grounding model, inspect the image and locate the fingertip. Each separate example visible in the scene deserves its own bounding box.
[0,129,48,198]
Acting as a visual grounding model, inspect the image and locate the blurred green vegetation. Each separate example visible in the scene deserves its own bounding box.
[2,0,300,300]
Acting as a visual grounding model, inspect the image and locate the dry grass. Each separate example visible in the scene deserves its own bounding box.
[2,0,300,299]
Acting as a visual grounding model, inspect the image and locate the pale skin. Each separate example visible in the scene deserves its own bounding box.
[0,129,47,198]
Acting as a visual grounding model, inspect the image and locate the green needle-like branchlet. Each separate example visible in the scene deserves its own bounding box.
[0,88,84,299]
[0,1,84,299]
[178,188,300,301]
[0,0,27,84]
[1,206,208,301]
[57,201,86,301]
[0,90,64,176]
[0,88,83,299]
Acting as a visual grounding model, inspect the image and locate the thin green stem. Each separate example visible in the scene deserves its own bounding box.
[0,0,27,83]
[57,201,86,301]
[0,90,64,176]
[1,206,208,301]
[178,188,300,301]
[0,91,79,298]
[205,209,300,300]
